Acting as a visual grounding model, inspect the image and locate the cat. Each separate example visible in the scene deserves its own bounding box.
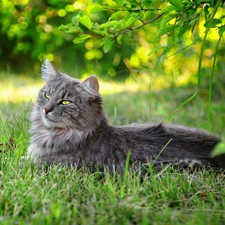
[25,59,225,173]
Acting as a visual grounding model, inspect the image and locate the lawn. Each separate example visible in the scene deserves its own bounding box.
[0,72,225,225]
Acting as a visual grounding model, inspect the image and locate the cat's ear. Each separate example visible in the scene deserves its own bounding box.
[41,59,59,81]
[82,75,99,93]
[81,75,100,101]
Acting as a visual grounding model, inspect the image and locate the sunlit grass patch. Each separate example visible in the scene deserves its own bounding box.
[100,80,149,94]
[0,84,42,103]
[0,72,151,104]
[0,70,198,105]
[0,72,43,104]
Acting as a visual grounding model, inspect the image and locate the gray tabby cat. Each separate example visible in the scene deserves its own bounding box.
[26,59,225,172]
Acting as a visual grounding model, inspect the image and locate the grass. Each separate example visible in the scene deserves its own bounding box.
[0,73,225,225]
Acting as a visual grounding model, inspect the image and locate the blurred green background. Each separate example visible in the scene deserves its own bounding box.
[1,0,224,80]
[0,0,225,130]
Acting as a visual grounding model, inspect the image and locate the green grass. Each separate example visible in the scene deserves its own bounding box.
[0,75,225,225]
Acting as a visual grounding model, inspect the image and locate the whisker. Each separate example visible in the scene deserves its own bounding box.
[34,104,42,109]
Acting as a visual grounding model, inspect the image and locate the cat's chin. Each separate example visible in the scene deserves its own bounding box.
[41,113,71,130]
[41,113,59,129]
[42,115,55,128]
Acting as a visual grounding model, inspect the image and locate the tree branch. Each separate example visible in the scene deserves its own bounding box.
[101,4,161,12]
[115,13,164,37]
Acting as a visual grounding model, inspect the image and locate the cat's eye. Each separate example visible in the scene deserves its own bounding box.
[61,100,71,105]
[44,92,50,99]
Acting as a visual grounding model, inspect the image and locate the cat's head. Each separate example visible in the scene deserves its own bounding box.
[34,59,105,130]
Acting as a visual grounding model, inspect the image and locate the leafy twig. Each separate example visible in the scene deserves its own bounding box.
[114,13,164,39]
[101,4,161,12]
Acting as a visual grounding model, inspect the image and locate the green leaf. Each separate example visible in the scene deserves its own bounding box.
[158,25,179,36]
[92,28,105,36]
[211,142,225,157]
[144,11,153,20]
[177,26,189,38]
[204,19,221,29]
[58,23,73,30]
[116,34,123,44]
[161,5,177,13]
[218,25,225,37]
[98,21,122,29]
[89,4,105,12]
[110,11,128,20]
[160,14,178,27]
[125,17,136,27]
[168,0,183,9]
[78,15,92,30]
[73,34,92,44]
[149,45,167,55]
[66,26,80,34]
[122,1,131,8]
[204,4,209,20]
[142,0,153,8]
[103,39,114,53]
[72,15,79,25]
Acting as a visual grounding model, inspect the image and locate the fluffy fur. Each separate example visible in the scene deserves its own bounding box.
[26,59,225,172]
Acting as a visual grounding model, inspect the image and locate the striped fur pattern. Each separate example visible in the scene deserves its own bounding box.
[26,59,225,172]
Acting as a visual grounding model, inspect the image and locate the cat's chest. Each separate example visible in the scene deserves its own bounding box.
[28,127,89,158]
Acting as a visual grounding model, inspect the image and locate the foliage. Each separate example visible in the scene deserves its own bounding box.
[1,0,225,83]
[60,0,225,125]
[59,0,225,79]
[57,0,225,127]
[61,0,225,53]
[212,142,225,157]
[0,0,75,70]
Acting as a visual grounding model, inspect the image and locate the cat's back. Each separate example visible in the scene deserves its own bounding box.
[109,122,224,169]
[114,122,220,142]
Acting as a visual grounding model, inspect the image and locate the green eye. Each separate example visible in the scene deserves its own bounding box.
[61,100,71,105]
[44,92,50,99]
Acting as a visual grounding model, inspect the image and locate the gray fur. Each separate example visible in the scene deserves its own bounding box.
[26,60,225,172]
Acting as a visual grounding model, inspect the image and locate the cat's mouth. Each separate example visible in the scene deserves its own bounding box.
[41,109,72,129]
[41,110,58,127]
[42,115,53,127]
[44,114,54,122]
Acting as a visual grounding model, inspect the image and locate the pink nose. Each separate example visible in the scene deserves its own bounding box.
[44,107,52,114]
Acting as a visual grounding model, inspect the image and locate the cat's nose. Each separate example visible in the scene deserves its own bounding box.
[44,107,52,115]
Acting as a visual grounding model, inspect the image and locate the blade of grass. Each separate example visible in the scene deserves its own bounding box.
[208,28,223,132]
[120,151,130,198]
[153,138,173,166]
[166,1,220,122]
